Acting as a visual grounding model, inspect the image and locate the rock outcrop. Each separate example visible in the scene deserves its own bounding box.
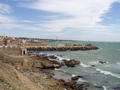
[59,79,90,90]
[71,76,83,81]
[62,59,80,67]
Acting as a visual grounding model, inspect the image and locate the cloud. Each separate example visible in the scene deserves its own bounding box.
[0,3,40,31]
[0,3,16,24]
[21,0,119,32]
[0,3,11,14]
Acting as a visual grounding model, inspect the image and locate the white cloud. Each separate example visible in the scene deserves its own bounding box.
[22,0,119,32]
[0,3,16,24]
[0,3,39,31]
[0,3,11,14]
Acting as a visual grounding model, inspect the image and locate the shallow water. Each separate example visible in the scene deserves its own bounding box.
[37,41,120,90]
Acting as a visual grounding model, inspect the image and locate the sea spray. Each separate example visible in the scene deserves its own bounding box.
[103,86,107,90]
[80,63,91,68]
[96,68,120,79]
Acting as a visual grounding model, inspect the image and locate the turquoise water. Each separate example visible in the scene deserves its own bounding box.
[41,41,120,90]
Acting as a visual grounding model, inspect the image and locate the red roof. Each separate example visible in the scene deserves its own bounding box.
[24,43,48,46]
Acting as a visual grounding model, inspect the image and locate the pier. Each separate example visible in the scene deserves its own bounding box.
[21,45,98,55]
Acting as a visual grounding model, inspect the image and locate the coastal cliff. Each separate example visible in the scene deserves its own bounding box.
[0,46,100,90]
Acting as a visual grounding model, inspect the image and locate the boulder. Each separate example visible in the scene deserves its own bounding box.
[91,65,95,67]
[71,76,83,81]
[41,61,62,69]
[99,61,107,64]
[48,55,57,59]
[62,59,80,67]
[75,83,89,90]
[64,81,77,89]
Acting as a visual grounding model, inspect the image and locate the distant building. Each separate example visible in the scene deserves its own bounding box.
[57,43,73,47]
[24,43,48,46]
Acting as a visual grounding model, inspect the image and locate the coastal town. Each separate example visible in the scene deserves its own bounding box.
[0,33,49,47]
[0,34,98,56]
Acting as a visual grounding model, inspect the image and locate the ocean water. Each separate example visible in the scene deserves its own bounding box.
[38,41,120,90]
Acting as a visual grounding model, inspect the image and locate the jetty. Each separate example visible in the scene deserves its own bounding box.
[21,44,99,55]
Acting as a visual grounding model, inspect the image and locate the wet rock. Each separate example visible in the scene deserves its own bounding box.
[94,85,103,89]
[71,76,83,81]
[62,59,80,67]
[62,80,89,90]
[75,83,89,90]
[35,55,49,60]
[99,61,107,64]
[64,81,77,89]
[41,61,62,69]
[112,84,120,90]
[91,65,95,67]
[48,55,57,59]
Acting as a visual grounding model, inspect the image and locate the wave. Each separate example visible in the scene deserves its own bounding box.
[72,74,76,77]
[89,61,99,65]
[96,68,120,79]
[78,78,87,82]
[46,53,70,61]
[56,56,70,61]
[80,63,91,68]
[55,68,60,71]
[117,62,120,65]
[102,86,107,90]
[80,62,120,79]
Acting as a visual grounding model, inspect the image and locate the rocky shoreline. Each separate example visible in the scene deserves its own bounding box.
[0,48,104,90]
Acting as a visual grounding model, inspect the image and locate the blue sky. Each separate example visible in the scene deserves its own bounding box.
[0,0,120,41]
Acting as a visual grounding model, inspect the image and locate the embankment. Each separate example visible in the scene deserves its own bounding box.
[26,44,99,52]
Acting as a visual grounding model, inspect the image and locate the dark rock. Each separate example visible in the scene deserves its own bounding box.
[99,61,107,64]
[71,76,83,81]
[58,79,66,84]
[64,81,77,89]
[48,55,57,59]
[112,84,120,90]
[63,80,89,90]
[91,65,95,67]
[62,59,80,67]
[41,61,62,69]
[75,83,89,90]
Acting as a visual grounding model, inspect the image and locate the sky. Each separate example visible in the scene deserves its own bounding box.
[0,0,120,41]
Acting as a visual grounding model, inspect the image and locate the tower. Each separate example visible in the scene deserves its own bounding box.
[3,33,7,39]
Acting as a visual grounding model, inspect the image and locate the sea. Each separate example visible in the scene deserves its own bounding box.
[31,41,120,90]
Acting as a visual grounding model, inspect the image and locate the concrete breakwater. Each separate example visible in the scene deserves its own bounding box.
[25,45,99,52]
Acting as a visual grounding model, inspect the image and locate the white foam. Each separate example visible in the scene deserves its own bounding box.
[78,78,86,82]
[80,63,91,68]
[56,56,65,61]
[72,74,76,77]
[55,68,60,71]
[117,62,120,65]
[103,86,107,90]
[89,61,99,65]
[96,68,120,78]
